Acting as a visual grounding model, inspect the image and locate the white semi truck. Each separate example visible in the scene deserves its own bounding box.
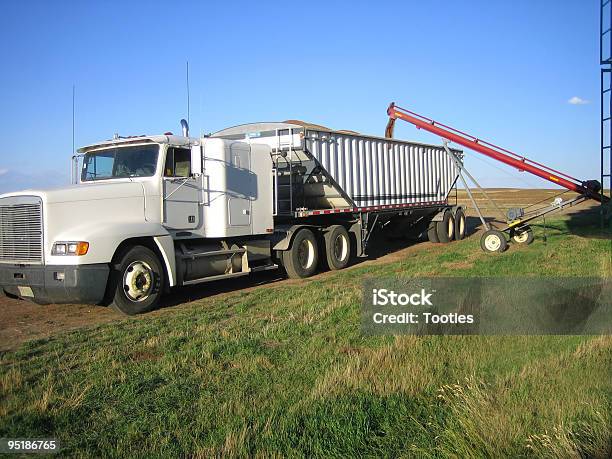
[0,120,464,314]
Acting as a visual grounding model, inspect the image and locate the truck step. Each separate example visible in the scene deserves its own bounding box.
[250,263,278,272]
[179,248,246,260]
[182,271,250,286]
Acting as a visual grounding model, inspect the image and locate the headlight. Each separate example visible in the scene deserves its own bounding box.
[52,241,89,256]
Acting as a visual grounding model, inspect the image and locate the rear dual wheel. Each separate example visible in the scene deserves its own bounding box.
[427,219,439,243]
[437,210,455,243]
[282,229,319,279]
[429,209,462,243]
[282,226,352,279]
[428,209,466,243]
[454,209,466,240]
[324,225,351,271]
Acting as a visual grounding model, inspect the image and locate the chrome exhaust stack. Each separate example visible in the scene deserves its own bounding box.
[180,119,189,137]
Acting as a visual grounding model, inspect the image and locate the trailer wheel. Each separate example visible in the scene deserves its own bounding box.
[436,210,455,243]
[282,228,319,279]
[109,245,165,315]
[454,209,466,240]
[511,226,534,245]
[427,219,439,243]
[480,229,508,253]
[324,225,351,270]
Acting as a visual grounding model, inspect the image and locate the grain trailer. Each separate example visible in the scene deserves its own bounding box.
[0,120,463,314]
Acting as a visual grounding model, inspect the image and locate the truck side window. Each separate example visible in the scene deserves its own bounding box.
[84,152,114,179]
[164,148,191,177]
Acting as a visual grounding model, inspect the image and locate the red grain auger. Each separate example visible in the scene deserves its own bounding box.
[386,102,608,252]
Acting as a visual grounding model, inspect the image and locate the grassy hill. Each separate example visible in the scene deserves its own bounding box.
[1,214,610,457]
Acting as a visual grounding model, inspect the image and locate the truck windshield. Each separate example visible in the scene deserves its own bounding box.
[81,145,159,181]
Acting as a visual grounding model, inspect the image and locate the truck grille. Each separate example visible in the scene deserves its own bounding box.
[0,200,43,264]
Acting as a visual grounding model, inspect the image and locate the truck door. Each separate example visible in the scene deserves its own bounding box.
[163,147,200,230]
[227,145,252,228]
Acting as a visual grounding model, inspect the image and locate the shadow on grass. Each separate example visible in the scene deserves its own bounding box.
[160,212,507,310]
[465,216,498,234]
[467,203,611,241]
[562,205,611,239]
[159,227,455,309]
[160,270,286,309]
[531,205,611,240]
[159,207,609,311]
[160,233,424,309]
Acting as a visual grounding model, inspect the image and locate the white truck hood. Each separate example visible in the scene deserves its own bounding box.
[1,181,145,204]
[0,181,160,265]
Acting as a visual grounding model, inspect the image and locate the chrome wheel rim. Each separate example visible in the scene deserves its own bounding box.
[459,215,465,236]
[447,218,454,238]
[333,234,349,262]
[297,239,315,269]
[123,261,154,302]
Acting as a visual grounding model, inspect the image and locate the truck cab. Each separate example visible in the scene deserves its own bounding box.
[0,130,276,314]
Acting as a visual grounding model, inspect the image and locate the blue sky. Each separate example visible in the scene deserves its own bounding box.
[0,0,601,192]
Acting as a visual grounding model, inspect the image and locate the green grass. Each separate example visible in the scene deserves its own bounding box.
[1,214,611,457]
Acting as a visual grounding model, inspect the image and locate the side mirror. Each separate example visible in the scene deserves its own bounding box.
[191,145,203,175]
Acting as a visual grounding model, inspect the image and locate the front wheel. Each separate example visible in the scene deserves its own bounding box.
[109,245,165,315]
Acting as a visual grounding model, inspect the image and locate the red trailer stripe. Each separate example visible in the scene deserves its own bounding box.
[294,200,449,217]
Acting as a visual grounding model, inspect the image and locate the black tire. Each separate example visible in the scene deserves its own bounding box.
[427,219,439,243]
[108,245,165,315]
[436,210,455,243]
[324,225,351,270]
[454,208,466,240]
[3,290,20,300]
[480,229,508,253]
[282,229,319,279]
[510,226,534,245]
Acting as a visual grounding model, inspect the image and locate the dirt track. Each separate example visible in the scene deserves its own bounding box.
[0,190,602,352]
[0,237,432,352]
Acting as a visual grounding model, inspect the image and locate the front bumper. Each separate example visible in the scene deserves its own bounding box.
[0,263,109,304]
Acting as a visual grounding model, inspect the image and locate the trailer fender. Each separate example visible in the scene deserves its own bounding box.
[272,224,319,251]
[431,209,447,222]
[347,222,363,257]
[430,205,464,221]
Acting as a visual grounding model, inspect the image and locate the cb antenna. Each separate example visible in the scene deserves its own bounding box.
[186,61,190,125]
[72,85,75,153]
[71,84,77,184]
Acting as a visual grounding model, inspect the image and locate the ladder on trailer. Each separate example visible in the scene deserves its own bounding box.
[271,127,305,216]
[601,0,612,223]
[386,103,609,252]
